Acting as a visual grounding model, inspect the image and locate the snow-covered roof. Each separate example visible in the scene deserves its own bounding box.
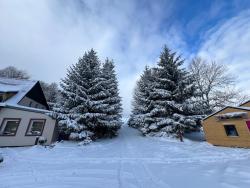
[0,77,37,105]
[203,106,250,121]
[0,77,51,114]
[236,106,250,111]
[215,112,248,119]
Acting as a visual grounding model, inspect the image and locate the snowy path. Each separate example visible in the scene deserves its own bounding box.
[1,126,250,188]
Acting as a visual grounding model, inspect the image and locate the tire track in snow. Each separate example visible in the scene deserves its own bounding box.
[141,162,171,188]
[120,125,169,188]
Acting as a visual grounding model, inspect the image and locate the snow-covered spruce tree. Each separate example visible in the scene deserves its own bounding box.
[128,66,154,129]
[131,46,200,137]
[97,58,123,137]
[57,49,121,142]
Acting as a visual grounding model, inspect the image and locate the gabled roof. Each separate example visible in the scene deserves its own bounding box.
[24,82,49,109]
[0,77,37,105]
[0,77,49,112]
[203,106,250,121]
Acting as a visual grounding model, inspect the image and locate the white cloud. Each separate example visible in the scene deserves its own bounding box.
[198,9,250,93]
[0,0,187,116]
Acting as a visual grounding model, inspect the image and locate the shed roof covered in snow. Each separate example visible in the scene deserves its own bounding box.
[215,111,248,120]
[203,106,250,121]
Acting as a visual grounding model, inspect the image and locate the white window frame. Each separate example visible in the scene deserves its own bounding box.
[25,119,46,136]
[0,118,21,136]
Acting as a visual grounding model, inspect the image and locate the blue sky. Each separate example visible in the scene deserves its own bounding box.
[171,0,250,53]
[0,0,250,116]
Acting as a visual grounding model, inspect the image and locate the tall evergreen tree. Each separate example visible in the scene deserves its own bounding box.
[98,59,123,137]
[57,49,121,142]
[130,46,200,137]
[147,46,197,135]
[128,66,153,129]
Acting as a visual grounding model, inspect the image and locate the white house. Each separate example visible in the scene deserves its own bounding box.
[0,77,58,147]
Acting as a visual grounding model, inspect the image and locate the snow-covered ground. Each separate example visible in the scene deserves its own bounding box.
[1,125,250,188]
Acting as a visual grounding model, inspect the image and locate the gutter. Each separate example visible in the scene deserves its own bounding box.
[0,103,51,114]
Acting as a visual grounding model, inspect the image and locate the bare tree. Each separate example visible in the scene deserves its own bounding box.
[0,66,30,80]
[40,81,60,105]
[189,57,248,113]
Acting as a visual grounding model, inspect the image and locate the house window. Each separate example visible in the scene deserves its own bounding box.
[29,101,33,107]
[26,119,45,136]
[224,125,239,137]
[0,119,20,136]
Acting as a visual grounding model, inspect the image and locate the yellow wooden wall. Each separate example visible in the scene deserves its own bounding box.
[202,107,250,147]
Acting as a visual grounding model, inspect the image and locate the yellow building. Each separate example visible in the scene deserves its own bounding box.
[202,101,250,147]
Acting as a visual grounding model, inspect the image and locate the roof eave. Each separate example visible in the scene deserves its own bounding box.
[202,106,250,121]
[0,104,52,114]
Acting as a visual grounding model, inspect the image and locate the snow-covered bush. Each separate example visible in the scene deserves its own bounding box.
[69,131,94,141]
[78,137,92,146]
[38,137,47,145]
[69,131,94,145]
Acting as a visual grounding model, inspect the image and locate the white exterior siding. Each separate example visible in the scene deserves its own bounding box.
[0,107,57,147]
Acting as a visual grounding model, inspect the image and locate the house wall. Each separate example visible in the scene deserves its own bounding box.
[202,107,250,147]
[19,96,47,110]
[0,107,57,147]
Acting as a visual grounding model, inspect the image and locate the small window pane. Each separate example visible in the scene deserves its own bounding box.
[224,125,238,136]
[2,120,19,135]
[26,120,45,136]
